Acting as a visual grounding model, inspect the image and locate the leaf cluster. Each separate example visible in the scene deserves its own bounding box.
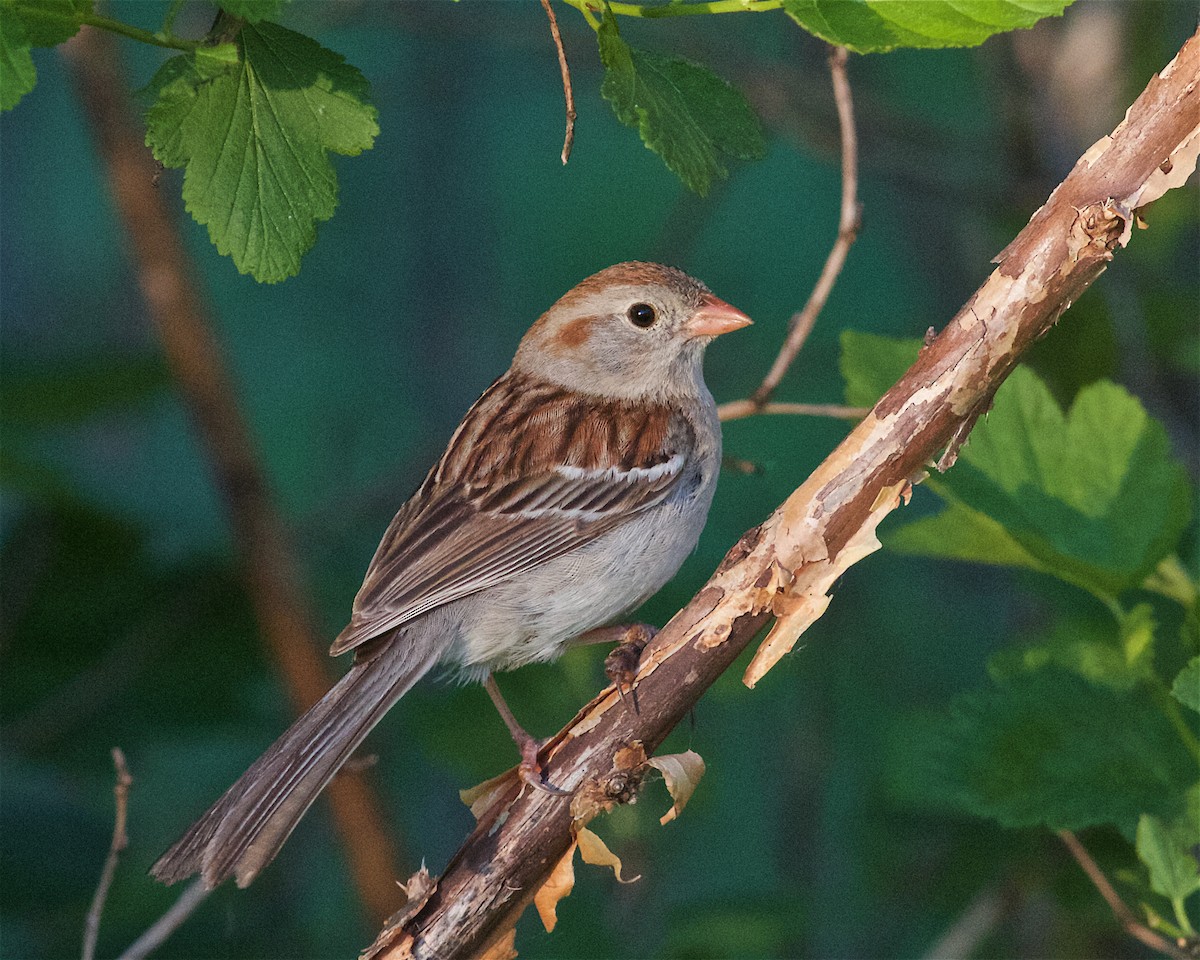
[1,0,1072,281]
[843,332,1200,941]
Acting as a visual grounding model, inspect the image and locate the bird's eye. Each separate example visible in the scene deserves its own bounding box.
[627,303,657,328]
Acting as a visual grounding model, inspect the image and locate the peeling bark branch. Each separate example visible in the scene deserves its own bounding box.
[368,26,1200,960]
[61,27,403,926]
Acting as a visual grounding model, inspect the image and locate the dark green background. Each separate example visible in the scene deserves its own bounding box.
[2,2,1196,957]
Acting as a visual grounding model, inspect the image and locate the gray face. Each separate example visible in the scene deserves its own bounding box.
[514,266,716,403]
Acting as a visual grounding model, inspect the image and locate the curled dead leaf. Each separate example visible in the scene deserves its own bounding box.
[647,751,705,825]
[577,826,639,884]
[533,840,578,933]
[459,768,518,821]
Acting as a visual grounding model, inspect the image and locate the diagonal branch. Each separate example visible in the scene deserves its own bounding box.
[366,25,1200,960]
[61,26,403,927]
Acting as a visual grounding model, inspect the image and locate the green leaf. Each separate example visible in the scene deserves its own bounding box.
[7,0,90,48]
[598,11,765,197]
[0,2,35,111]
[839,331,922,408]
[783,0,1072,55]
[887,501,1048,573]
[988,607,1157,694]
[905,668,1195,835]
[1173,658,1200,714]
[840,331,921,408]
[217,0,286,23]
[885,363,1193,599]
[145,22,379,283]
[937,370,1192,598]
[1137,796,1200,903]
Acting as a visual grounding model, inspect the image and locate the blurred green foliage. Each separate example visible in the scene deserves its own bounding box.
[1,2,1196,959]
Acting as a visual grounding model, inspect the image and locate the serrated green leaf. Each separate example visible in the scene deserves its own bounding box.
[7,0,90,48]
[1173,658,1200,714]
[839,331,922,407]
[906,668,1195,835]
[887,501,1048,572]
[145,22,378,283]
[598,11,764,196]
[935,370,1193,598]
[783,0,1072,54]
[0,2,35,111]
[987,607,1157,693]
[1137,806,1200,902]
[217,0,286,23]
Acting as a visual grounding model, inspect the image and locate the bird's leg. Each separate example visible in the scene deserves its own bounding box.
[483,674,569,796]
[577,623,658,711]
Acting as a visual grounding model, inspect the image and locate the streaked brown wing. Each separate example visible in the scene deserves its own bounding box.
[329,457,686,655]
[330,374,694,656]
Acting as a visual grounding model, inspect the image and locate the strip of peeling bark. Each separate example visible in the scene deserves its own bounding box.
[367,28,1200,960]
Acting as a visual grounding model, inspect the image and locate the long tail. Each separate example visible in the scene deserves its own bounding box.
[151,637,436,889]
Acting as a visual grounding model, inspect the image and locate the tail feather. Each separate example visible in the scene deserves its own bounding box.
[151,638,436,889]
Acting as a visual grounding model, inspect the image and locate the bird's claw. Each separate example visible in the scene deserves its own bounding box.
[517,736,570,796]
[605,623,656,713]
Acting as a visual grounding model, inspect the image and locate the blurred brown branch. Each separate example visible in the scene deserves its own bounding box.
[61,25,402,928]
[367,25,1200,959]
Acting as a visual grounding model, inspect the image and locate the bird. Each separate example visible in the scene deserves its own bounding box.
[150,261,751,890]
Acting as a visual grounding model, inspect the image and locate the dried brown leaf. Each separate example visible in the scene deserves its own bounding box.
[647,751,705,825]
[533,840,577,933]
[459,768,517,821]
[577,826,639,884]
[479,927,518,960]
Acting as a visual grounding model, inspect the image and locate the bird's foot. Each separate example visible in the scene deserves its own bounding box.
[603,623,657,712]
[516,734,571,797]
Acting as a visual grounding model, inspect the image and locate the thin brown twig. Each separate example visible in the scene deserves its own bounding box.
[541,0,576,164]
[117,879,210,960]
[719,399,869,422]
[82,748,133,960]
[1057,830,1191,960]
[745,45,860,411]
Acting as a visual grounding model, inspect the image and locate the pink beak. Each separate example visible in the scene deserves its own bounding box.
[685,293,753,339]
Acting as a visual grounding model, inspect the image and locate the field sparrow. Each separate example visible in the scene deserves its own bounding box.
[151,262,751,889]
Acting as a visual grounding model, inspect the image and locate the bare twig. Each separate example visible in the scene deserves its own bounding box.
[367,27,1200,957]
[1057,831,1191,960]
[718,399,869,422]
[82,748,133,960]
[117,880,210,960]
[61,26,402,927]
[747,45,861,410]
[541,0,576,164]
